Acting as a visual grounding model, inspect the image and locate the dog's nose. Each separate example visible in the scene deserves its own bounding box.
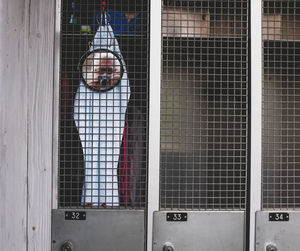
[98,76,108,86]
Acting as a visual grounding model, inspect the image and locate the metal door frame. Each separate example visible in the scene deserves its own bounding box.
[52,0,61,211]
[148,0,162,250]
[250,0,262,251]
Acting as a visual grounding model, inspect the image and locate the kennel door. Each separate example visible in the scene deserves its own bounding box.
[153,1,249,250]
[256,1,300,251]
[52,1,149,250]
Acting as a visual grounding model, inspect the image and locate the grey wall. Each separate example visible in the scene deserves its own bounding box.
[0,0,55,250]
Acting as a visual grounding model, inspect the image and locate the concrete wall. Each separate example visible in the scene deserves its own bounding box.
[0,0,55,250]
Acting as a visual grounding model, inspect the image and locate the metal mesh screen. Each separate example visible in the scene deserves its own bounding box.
[262,0,300,209]
[59,0,149,209]
[160,0,249,210]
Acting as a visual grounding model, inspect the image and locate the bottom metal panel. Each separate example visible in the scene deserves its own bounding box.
[52,209,145,251]
[256,211,300,251]
[153,211,245,251]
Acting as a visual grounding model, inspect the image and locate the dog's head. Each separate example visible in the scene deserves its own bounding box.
[82,51,122,91]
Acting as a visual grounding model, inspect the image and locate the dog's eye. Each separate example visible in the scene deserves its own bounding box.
[99,68,113,75]
[81,50,123,91]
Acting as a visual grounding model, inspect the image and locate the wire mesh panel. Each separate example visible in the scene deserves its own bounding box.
[59,0,149,209]
[262,0,300,209]
[160,0,249,210]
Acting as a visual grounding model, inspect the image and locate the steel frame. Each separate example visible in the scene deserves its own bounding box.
[52,1,263,250]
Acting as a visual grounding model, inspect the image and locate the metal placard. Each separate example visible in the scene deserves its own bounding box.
[166,212,188,222]
[52,209,145,251]
[256,211,300,251]
[65,211,86,220]
[269,212,289,222]
[153,211,245,251]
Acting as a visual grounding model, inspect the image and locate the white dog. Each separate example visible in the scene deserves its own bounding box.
[74,15,130,207]
[82,51,122,91]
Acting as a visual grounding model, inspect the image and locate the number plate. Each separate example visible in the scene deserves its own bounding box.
[269,213,289,222]
[65,211,86,220]
[166,213,188,222]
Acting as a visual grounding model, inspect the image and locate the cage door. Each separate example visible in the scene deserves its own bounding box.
[256,1,300,251]
[52,0,149,250]
[153,0,249,250]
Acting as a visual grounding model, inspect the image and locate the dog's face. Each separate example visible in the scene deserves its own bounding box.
[82,51,122,91]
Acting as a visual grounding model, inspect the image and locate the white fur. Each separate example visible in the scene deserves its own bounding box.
[73,17,130,206]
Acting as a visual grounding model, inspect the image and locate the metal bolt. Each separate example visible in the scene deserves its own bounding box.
[163,242,174,251]
[266,244,277,251]
[61,241,73,251]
